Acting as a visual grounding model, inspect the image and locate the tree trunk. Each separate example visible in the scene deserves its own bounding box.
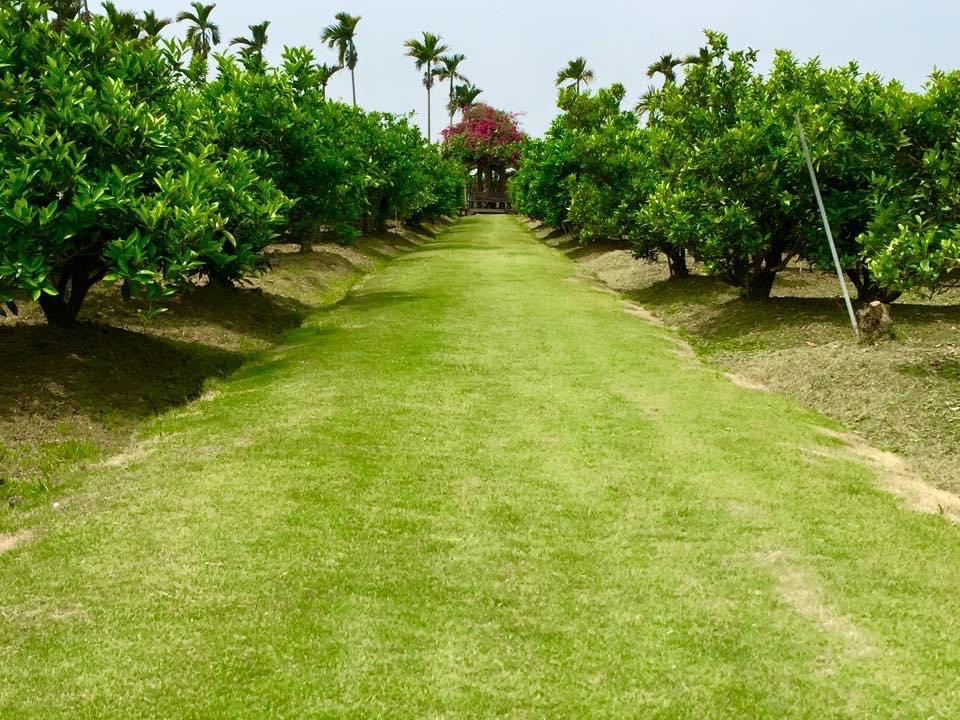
[38,261,105,327]
[351,68,356,107]
[427,81,432,142]
[742,269,777,300]
[846,264,901,304]
[374,195,390,232]
[666,247,689,279]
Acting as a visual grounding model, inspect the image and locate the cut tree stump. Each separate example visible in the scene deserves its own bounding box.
[857,301,894,343]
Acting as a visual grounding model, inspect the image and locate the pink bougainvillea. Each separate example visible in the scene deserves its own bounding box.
[441,104,525,166]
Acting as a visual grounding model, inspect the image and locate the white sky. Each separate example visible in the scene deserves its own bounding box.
[109,1,958,139]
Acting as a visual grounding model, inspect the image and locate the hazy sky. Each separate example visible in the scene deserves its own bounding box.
[113,1,957,139]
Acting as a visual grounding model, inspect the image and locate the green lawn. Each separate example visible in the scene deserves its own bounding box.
[3,215,960,718]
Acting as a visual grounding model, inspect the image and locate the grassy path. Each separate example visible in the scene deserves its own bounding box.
[3,216,960,718]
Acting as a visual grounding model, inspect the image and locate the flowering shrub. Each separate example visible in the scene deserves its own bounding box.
[441,104,525,166]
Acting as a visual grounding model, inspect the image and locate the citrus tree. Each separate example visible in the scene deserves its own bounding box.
[0,2,287,325]
[0,2,465,325]
[511,30,953,302]
[861,71,960,295]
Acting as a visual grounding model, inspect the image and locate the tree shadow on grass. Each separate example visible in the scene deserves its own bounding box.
[889,302,960,328]
[343,290,429,313]
[632,274,960,352]
[564,242,627,260]
[0,323,244,435]
[308,249,365,273]
[158,285,311,344]
[537,227,568,241]
[402,223,439,239]
[632,275,740,312]
[631,277,848,352]
[380,235,423,252]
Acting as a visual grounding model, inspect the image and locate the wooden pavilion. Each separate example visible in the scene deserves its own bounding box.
[442,104,524,216]
[466,161,514,214]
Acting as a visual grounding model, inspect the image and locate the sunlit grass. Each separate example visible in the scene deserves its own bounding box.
[2,216,960,717]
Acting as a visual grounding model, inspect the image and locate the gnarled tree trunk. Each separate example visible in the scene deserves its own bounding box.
[738,241,787,301]
[846,264,901,304]
[38,258,106,327]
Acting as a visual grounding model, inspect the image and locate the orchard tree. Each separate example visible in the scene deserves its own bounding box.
[557,86,646,246]
[642,33,816,298]
[509,130,575,229]
[0,2,287,325]
[784,61,910,301]
[860,71,960,295]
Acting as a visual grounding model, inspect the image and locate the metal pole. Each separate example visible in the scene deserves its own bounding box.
[795,113,859,336]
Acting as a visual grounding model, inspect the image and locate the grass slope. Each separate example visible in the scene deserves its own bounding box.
[565,240,960,495]
[2,216,960,718]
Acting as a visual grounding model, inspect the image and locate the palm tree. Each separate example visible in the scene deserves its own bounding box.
[404,32,449,141]
[434,53,468,125]
[102,1,140,40]
[555,57,594,94]
[49,0,83,30]
[634,84,658,119]
[140,10,172,40]
[231,21,270,70]
[682,47,712,68]
[321,13,361,107]
[176,2,220,59]
[448,83,482,121]
[647,53,683,84]
[316,63,341,99]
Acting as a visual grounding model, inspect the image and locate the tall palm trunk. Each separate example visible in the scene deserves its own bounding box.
[449,77,455,125]
[351,68,357,107]
[426,61,433,141]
